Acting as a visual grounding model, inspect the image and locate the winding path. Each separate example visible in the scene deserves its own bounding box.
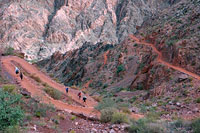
[129,35,200,81]
[1,35,199,121]
[1,56,143,120]
[1,56,99,118]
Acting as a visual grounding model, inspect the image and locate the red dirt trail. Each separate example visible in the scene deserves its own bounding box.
[1,56,99,118]
[129,35,200,81]
[1,56,143,120]
[103,50,109,66]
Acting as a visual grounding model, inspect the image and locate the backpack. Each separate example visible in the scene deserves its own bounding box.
[15,67,19,73]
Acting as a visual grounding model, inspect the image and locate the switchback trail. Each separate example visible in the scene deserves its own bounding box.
[129,35,200,81]
[1,56,143,120]
[1,56,99,119]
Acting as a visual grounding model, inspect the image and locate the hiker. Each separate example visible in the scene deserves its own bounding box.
[78,92,81,99]
[83,96,87,103]
[15,67,19,74]
[20,72,23,80]
[65,87,69,93]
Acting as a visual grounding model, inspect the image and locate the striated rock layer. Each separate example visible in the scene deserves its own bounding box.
[0,0,176,60]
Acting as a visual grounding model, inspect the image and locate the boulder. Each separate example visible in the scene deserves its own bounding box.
[177,74,188,82]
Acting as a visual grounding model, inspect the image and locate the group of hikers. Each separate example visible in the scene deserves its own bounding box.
[65,87,87,103]
[15,66,23,80]
[16,66,87,103]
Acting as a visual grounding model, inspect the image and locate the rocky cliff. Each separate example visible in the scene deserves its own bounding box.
[0,0,175,60]
[37,0,200,120]
[140,0,200,75]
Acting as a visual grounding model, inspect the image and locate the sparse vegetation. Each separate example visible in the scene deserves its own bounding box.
[27,99,55,118]
[2,84,16,93]
[4,47,14,56]
[192,119,200,133]
[95,98,116,111]
[92,95,102,102]
[196,97,200,103]
[69,130,76,133]
[116,64,125,74]
[30,74,41,83]
[0,89,24,131]
[43,86,62,100]
[111,112,129,124]
[71,115,76,121]
[100,108,117,123]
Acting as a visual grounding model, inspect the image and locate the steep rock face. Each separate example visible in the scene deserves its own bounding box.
[0,0,175,60]
[140,0,200,75]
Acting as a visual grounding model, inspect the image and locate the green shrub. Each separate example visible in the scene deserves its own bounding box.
[4,125,20,133]
[146,112,161,121]
[100,108,117,123]
[120,107,131,114]
[116,64,125,74]
[196,97,200,103]
[2,84,16,93]
[128,118,162,133]
[33,103,55,118]
[27,99,55,118]
[69,130,76,133]
[103,84,108,89]
[43,87,62,100]
[192,119,200,133]
[4,47,14,55]
[95,98,116,110]
[129,96,137,103]
[136,83,143,90]
[0,90,24,130]
[111,112,129,124]
[71,115,76,121]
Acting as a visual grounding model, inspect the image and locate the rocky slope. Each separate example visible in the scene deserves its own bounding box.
[140,0,200,75]
[38,0,200,120]
[0,0,177,60]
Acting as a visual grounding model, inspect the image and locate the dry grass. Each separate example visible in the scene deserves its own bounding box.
[30,74,41,83]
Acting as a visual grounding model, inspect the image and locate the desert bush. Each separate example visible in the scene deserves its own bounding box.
[129,96,137,103]
[69,130,76,133]
[196,97,200,103]
[71,85,79,90]
[43,87,62,100]
[146,112,161,121]
[116,64,125,74]
[120,107,131,114]
[128,119,161,133]
[111,112,129,124]
[92,95,102,102]
[2,84,16,93]
[192,119,200,133]
[4,125,20,133]
[100,108,117,123]
[95,98,116,110]
[4,47,14,55]
[27,99,55,118]
[30,74,41,83]
[71,115,76,121]
[0,89,24,130]
[103,83,108,89]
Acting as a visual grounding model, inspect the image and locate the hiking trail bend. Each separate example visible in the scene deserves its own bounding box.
[1,56,143,120]
[129,35,200,81]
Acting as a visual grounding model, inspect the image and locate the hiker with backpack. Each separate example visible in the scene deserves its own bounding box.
[20,72,23,80]
[83,96,87,103]
[78,92,81,99]
[15,67,19,74]
[65,87,69,93]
